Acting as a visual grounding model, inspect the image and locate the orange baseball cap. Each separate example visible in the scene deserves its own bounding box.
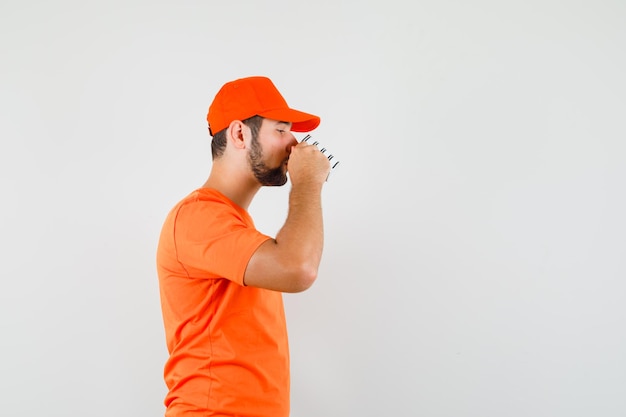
[207,76,321,136]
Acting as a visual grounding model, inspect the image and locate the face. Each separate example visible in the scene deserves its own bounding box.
[247,119,297,186]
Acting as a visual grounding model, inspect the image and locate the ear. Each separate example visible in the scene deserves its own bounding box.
[226,120,247,150]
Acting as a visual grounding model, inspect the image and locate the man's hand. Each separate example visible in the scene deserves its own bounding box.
[287,142,331,186]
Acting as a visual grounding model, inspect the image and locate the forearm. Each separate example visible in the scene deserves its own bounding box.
[275,182,325,273]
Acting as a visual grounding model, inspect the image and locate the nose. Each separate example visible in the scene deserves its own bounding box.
[286,133,298,150]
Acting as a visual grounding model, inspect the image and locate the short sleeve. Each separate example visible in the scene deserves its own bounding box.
[172,199,271,285]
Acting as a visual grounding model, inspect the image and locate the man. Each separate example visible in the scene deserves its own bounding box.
[156,76,330,417]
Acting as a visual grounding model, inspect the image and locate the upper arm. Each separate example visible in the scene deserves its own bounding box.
[244,239,318,293]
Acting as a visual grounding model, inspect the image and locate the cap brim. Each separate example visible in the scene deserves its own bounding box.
[259,108,320,132]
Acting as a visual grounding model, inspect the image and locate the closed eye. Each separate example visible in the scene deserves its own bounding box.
[276,121,292,133]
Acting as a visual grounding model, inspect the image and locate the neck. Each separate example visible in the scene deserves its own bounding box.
[202,161,261,210]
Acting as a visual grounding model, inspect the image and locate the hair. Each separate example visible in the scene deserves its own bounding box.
[210,115,264,159]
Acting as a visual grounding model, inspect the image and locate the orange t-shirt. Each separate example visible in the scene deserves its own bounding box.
[156,188,290,417]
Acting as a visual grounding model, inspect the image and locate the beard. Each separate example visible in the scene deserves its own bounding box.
[247,135,288,186]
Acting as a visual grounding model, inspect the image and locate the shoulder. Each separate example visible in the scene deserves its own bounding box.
[176,188,249,224]
[170,189,256,242]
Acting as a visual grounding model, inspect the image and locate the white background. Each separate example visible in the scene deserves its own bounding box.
[1,1,625,416]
